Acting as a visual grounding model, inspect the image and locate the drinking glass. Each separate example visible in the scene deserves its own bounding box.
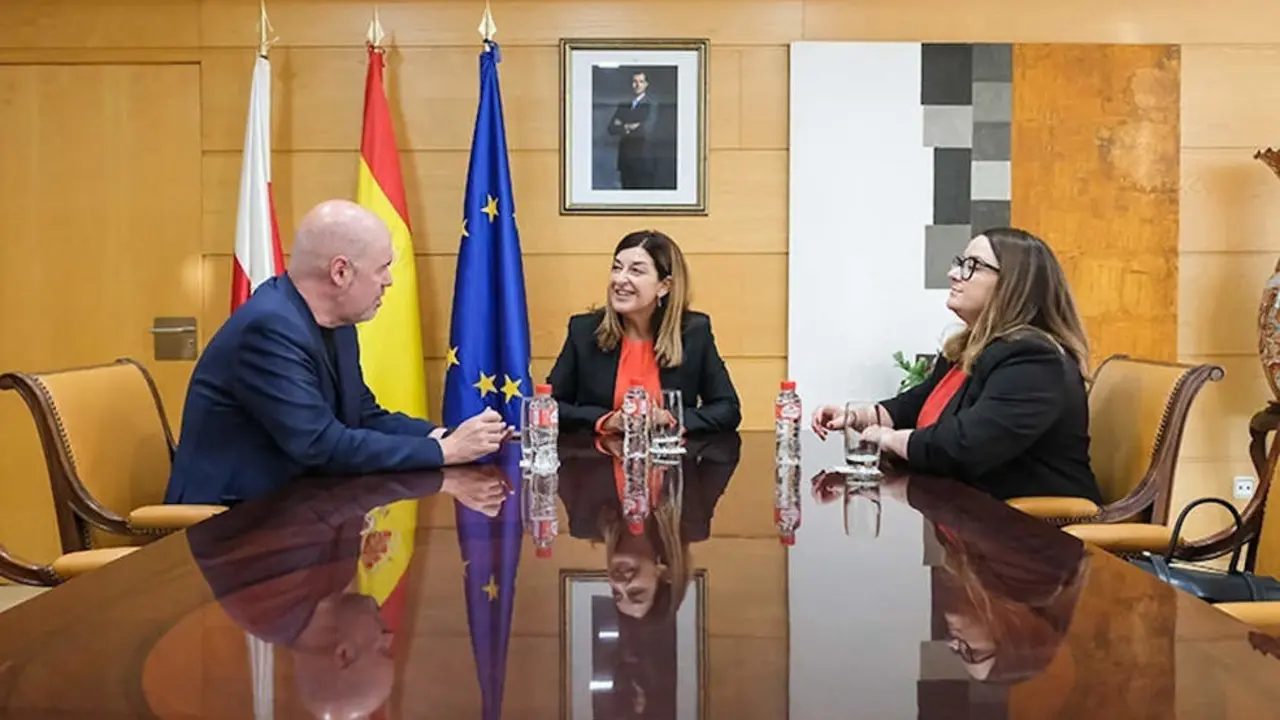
[650,389,684,456]
[843,400,883,479]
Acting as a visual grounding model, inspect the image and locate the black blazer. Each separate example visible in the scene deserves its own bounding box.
[547,310,742,433]
[879,333,1102,504]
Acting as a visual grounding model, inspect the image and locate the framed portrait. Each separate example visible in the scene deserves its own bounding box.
[560,569,708,719]
[559,38,709,215]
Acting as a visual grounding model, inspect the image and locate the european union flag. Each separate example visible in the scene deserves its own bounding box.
[447,41,527,720]
[443,40,533,431]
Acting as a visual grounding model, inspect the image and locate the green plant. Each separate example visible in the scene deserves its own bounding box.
[893,351,931,393]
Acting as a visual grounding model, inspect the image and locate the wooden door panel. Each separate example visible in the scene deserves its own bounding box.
[0,63,201,565]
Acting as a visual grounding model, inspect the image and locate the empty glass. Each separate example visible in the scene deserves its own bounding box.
[843,401,884,479]
[650,388,684,456]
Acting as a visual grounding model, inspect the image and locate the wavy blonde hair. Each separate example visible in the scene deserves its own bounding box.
[594,230,691,369]
[943,227,1090,378]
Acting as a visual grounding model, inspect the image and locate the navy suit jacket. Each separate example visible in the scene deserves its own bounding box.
[165,274,444,505]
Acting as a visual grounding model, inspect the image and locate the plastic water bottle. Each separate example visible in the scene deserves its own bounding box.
[525,384,559,475]
[622,378,650,460]
[775,380,802,465]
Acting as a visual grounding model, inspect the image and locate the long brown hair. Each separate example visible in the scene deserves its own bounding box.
[942,227,1090,377]
[594,230,691,368]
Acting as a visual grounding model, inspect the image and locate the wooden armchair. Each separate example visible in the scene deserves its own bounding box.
[1007,355,1224,551]
[0,542,136,587]
[0,358,224,553]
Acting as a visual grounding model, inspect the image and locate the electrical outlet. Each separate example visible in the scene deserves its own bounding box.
[1234,476,1256,500]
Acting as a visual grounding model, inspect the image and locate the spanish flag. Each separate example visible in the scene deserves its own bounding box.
[354,43,429,419]
[354,39,422,719]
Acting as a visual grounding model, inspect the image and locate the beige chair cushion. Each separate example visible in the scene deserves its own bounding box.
[1063,522,1183,554]
[1007,496,1100,520]
[49,547,136,579]
[128,504,226,531]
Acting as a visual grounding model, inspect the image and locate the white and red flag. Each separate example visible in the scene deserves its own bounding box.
[230,54,284,311]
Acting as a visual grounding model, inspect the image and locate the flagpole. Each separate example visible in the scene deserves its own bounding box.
[478,0,497,48]
[367,4,386,51]
[258,0,278,58]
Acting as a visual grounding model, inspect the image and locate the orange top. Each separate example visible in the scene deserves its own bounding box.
[596,337,662,434]
[917,366,966,428]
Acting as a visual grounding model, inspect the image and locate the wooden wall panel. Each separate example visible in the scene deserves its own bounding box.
[1010,44,1180,366]
[1178,252,1275,357]
[1181,148,1280,253]
[803,0,1280,43]
[199,0,806,47]
[1182,46,1280,149]
[0,0,201,49]
[201,149,789,256]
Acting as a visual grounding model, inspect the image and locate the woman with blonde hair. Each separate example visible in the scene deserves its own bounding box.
[812,227,1102,502]
[548,229,741,433]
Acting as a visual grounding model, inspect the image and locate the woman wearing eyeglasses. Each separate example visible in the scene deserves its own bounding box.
[811,227,1102,503]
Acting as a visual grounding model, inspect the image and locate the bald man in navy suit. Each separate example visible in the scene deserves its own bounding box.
[165,200,509,505]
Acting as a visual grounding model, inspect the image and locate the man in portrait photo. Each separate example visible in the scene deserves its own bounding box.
[607,70,659,189]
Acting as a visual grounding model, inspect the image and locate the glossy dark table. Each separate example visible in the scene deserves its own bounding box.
[1,431,1279,719]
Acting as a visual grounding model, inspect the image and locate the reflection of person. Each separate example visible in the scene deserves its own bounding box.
[607,71,659,189]
[166,199,508,505]
[886,474,1089,683]
[557,431,740,719]
[187,464,510,718]
[811,227,1102,503]
[548,230,741,434]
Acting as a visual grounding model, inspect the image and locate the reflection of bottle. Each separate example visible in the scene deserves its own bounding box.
[775,462,802,545]
[521,467,559,559]
[621,455,650,535]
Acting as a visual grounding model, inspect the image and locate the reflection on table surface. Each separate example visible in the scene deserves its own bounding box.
[0,431,1279,718]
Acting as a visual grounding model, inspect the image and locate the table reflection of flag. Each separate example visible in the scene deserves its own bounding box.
[444,40,530,720]
[458,445,523,720]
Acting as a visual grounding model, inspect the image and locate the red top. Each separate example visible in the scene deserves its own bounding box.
[917,366,967,429]
[595,337,662,434]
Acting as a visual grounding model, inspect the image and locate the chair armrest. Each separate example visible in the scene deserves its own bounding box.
[1007,496,1100,521]
[1215,602,1280,635]
[50,547,137,580]
[128,504,227,531]
[1063,522,1182,554]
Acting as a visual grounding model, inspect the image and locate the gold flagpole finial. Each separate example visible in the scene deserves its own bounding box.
[367,5,386,49]
[477,0,497,44]
[258,0,278,57]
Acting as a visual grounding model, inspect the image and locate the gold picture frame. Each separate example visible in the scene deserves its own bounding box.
[559,38,709,215]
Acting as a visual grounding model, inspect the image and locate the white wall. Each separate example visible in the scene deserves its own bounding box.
[787,41,952,719]
[788,41,958,407]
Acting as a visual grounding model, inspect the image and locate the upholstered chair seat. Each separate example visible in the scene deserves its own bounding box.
[0,359,224,553]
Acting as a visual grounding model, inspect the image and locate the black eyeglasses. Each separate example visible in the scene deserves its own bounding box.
[948,635,998,665]
[951,255,1000,281]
